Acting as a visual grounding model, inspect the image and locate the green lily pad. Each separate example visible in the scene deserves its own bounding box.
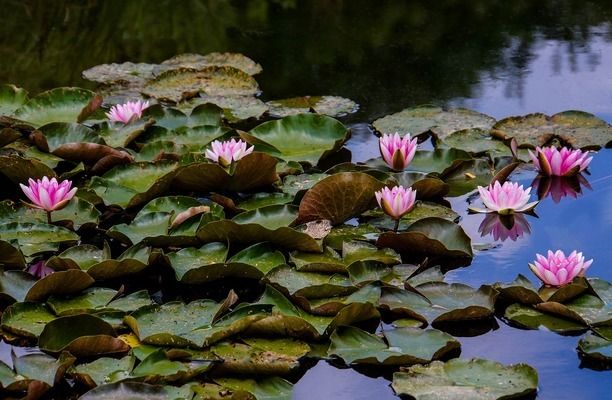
[97,117,155,148]
[323,224,381,250]
[215,377,293,400]
[141,124,229,149]
[4,352,75,391]
[373,106,496,139]
[495,274,588,305]
[143,66,260,103]
[404,148,474,175]
[0,197,100,231]
[90,161,179,208]
[392,358,538,400]
[197,205,321,252]
[578,333,612,367]
[265,265,356,300]
[161,52,263,75]
[491,111,612,150]
[296,172,385,225]
[503,303,586,333]
[328,326,460,366]
[244,113,350,165]
[47,287,152,316]
[14,87,96,127]
[0,270,36,304]
[266,96,358,118]
[180,95,268,122]
[39,314,129,357]
[247,285,379,340]
[367,201,459,231]
[0,84,28,116]
[83,62,157,84]
[71,355,135,387]
[238,193,294,211]
[0,222,79,257]
[79,382,171,400]
[377,217,473,262]
[281,173,328,197]
[144,103,223,130]
[173,152,279,193]
[440,158,494,197]
[0,127,21,147]
[441,128,512,156]
[211,338,310,375]
[26,270,95,302]
[125,299,270,348]
[392,172,450,199]
[1,302,55,338]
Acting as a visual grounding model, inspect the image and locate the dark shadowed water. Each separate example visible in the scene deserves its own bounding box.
[1,1,611,398]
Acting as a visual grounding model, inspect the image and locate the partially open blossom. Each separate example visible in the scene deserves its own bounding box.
[379,133,418,171]
[529,250,592,287]
[27,261,54,279]
[470,181,538,215]
[528,146,592,176]
[106,100,149,124]
[478,213,531,242]
[375,185,417,220]
[20,177,77,212]
[531,175,592,204]
[205,139,254,167]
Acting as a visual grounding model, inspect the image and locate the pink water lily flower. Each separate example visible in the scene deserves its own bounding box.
[375,185,417,224]
[529,250,593,287]
[528,146,592,176]
[379,133,418,171]
[20,177,77,212]
[26,260,54,279]
[205,139,254,167]
[106,100,150,124]
[478,213,531,242]
[470,181,538,215]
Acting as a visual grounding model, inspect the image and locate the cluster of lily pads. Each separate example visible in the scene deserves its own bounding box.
[0,52,611,399]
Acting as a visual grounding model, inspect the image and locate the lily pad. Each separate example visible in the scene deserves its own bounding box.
[296,172,384,225]
[90,161,179,208]
[392,358,538,400]
[79,382,170,400]
[0,155,55,185]
[82,62,157,84]
[3,352,75,392]
[441,128,511,156]
[197,205,321,252]
[14,87,96,127]
[173,152,279,193]
[373,106,496,139]
[1,302,56,338]
[495,274,588,305]
[162,52,263,75]
[39,314,129,357]
[578,333,612,367]
[244,113,350,165]
[71,355,136,387]
[328,326,460,366]
[0,197,100,231]
[180,95,268,122]
[215,377,293,400]
[503,303,587,333]
[266,96,358,118]
[0,84,28,116]
[377,217,473,262]
[265,265,356,300]
[143,66,260,103]
[491,110,612,150]
[0,222,79,257]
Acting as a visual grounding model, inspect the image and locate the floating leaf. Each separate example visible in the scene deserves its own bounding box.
[578,333,612,367]
[503,303,586,333]
[244,113,350,165]
[14,87,96,127]
[296,172,384,225]
[162,52,263,75]
[1,302,55,338]
[266,96,358,118]
[373,106,495,139]
[0,84,28,116]
[392,358,538,400]
[0,222,79,257]
[0,155,55,185]
[328,326,459,366]
[39,314,129,357]
[71,355,135,387]
[143,66,260,103]
[491,111,612,150]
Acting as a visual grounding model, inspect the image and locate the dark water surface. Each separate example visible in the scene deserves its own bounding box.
[1,1,612,398]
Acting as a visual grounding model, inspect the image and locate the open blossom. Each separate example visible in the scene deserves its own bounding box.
[375,185,417,220]
[478,213,531,242]
[528,146,592,176]
[529,250,592,287]
[106,100,149,124]
[470,181,538,215]
[20,177,77,212]
[205,139,254,167]
[26,261,54,279]
[379,133,418,171]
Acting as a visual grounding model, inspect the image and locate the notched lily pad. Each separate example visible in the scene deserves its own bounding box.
[296,172,384,225]
[39,314,129,357]
[328,326,460,366]
[162,52,263,75]
[14,87,96,127]
[266,96,359,118]
[243,113,350,165]
[1,302,55,338]
[392,358,538,400]
[491,110,612,150]
[373,106,495,139]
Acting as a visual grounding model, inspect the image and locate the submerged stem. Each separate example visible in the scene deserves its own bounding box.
[393,218,400,232]
[46,211,52,224]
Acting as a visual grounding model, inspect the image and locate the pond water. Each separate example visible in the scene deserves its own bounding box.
[1,1,612,398]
